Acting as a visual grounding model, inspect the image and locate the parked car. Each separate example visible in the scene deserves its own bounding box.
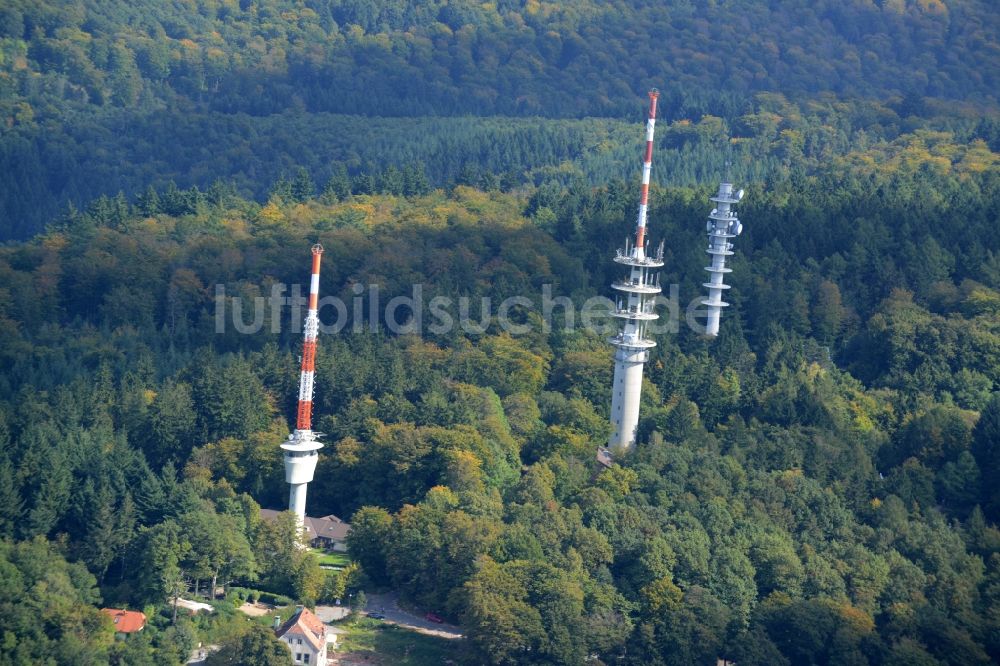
[425,612,444,623]
[366,612,385,620]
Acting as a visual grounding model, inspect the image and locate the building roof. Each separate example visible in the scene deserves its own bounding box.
[275,606,326,651]
[309,514,350,541]
[259,508,285,522]
[175,598,214,614]
[596,447,614,469]
[101,608,147,633]
[260,509,351,542]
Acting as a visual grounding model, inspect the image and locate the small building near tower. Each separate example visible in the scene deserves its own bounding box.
[274,606,332,666]
[260,509,351,552]
[101,608,147,637]
[304,514,351,552]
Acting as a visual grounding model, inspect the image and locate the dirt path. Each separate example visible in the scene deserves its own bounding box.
[236,601,273,617]
[186,644,220,664]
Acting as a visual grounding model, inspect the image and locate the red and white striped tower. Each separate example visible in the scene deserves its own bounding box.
[634,89,659,256]
[607,90,664,451]
[281,244,325,523]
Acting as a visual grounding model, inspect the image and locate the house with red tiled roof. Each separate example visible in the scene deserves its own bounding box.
[101,608,146,635]
[274,606,333,665]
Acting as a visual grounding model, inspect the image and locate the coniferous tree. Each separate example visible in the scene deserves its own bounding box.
[24,449,71,538]
[76,482,119,581]
[973,393,1000,520]
[0,452,22,538]
[135,185,160,216]
[291,167,314,203]
[322,164,352,202]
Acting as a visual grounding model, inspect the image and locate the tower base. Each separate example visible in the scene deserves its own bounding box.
[608,346,649,450]
[281,430,322,527]
[289,483,308,522]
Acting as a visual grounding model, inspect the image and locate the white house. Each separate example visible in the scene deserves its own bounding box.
[274,606,332,666]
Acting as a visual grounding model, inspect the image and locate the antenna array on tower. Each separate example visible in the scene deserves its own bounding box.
[701,181,744,337]
[281,244,326,524]
[606,90,662,452]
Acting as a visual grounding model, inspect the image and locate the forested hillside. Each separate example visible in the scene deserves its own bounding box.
[3,0,1000,663]
[1,155,1000,662]
[5,0,997,117]
[1,0,998,238]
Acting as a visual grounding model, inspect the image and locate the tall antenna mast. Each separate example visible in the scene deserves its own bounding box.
[634,89,658,256]
[606,90,663,452]
[702,175,744,336]
[281,244,325,524]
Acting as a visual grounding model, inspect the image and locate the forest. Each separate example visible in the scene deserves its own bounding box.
[1,0,1000,664]
[0,152,999,663]
[0,0,998,238]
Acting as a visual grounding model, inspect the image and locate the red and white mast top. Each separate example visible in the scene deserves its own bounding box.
[283,243,324,521]
[634,89,659,256]
[295,243,323,433]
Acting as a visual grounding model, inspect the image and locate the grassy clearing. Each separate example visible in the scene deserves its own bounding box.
[333,617,462,665]
[311,548,352,568]
[191,598,297,646]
